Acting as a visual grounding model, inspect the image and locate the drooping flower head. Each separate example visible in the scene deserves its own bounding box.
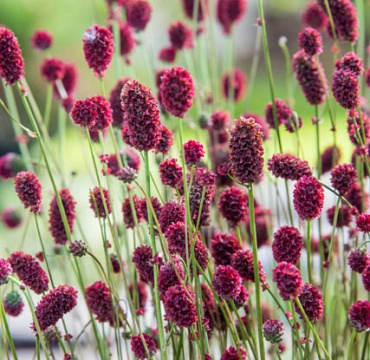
[221,68,246,101]
[211,233,241,266]
[298,27,323,56]
[121,80,161,151]
[272,262,303,301]
[130,333,157,359]
[330,163,357,196]
[293,175,324,221]
[212,265,242,300]
[31,30,53,51]
[332,69,360,109]
[126,0,152,31]
[268,153,312,181]
[348,300,370,332]
[159,66,195,118]
[3,290,24,317]
[272,226,303,265]
[218,186,248,226]
[335,52,364,77]
[109,77,130,127]
[217,0,247,34]
[85,281,113,323]
[168,21,193,50]
[83,25,114,77]
[229,117,264,184]
[262,319,284,343]
[294,283,324,323]
[0,27,24,85]
[89,187,111,218]
[183,140,205,165]
[14,171,42,214]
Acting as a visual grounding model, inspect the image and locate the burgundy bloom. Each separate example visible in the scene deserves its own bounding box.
[321,146,341,174]
[109,77,130,127]
[69,240,87,257]
[217,0,247,34]
[137,196,163,223]
[31,30,53,51]
[33,285,77,331]
[330,163,357,196]
[220,346,247,360]
[348,300,370,332]
[159,66,194,118]
[121,80,161,151]
[212,265,242,300]
[356,213,370,233]
[268,153,312,181]
[158,46,176,63]
[182,0,208,21]
[211,110,230,130]
[221,68,246,101]
[326,204,352,228]
[284,115,302,133]
[272,226,303,265]
[165,221,187,255]
[89,187,111,218]
[292,49,327,105]
[40,58,65,83]
[298,27,323,56]
[294,283,324,323]
[346,182,369,213]
[262,319,284,343]
[155,125,173,156]
[0,27,24,85]
[71,98,98,128]
[83,25,114,77]
[130,333,157,359]
[362,266,370,291]
[348,249,370,274]
[85,281,113,323]
[0,152,25,179]
[110,254,122,273]
[132,245,162,284]
[243,113,269,140]
[8,251,49,294]
[122,195,142,229]
[218,186,248,226]
[159,200,185,232]
[332,69,360,109]
[158,256,185,299]
[229,117,264,184]
[53,62,78,99]
[159,158,183,188]
[14,171,42,214]
[293,175,324,221]
[89,95,113,131]
[211,233,241,266]
[272,262,303,301]
[168,21,193,50]
[366,68,370,88]
[301,2,328,31]
[0,258,12,285]
[163,285,197,328]
[183,140,205,165]
[117,22,135,57]
[126,0,152,31]
[1,207,22,228]
[3,291,24,317]
[48,189,76,245]
[318,0,358,43]
[335,52,364,77]
[264,99,293,129]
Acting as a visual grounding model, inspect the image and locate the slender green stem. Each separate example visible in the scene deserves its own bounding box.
[306,220,312,284]
[348,330,357,360]
[0,294,18,360]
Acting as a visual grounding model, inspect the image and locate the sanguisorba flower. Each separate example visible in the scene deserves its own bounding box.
[220,346,247,360]
[229,117,264,184]
[301,2,328,32]
[48,188,76,245]
[40,58,65,83]
[34,285,78,332]
[272,226,303,265]
[31,30,53,51]
[71,97,98,128]
[69,240,88,257]
[264,98,293,129]
[332,69,360,109]
[183,140,205,166]
[168,21,193,50]
[132,245,162,284]
[159,158,183,188]
[155,125,173,156]
[216,0,247,35]
[348,249,370,274]
[211,233,241,266]
[293,175,324,221]
[362,266,370,291]
[0,258,12,285]
[262,319,284,343]
[330,163,357,196]
[1,207,22,228]
[212,265,242,300]
[159,66,194,118]
[122,195,142,229]
[116,22,135,57]
[268,153,312,181]
[121,80,161,151]
[158,256,185,299]
[158,46,176,63]
[294,283,324,322]
[126,0,152,31]
[159,200,185,232]
[14,171,42,214]
[272,261,303,301]
[321,146,341,174]
[0,152,26,180]
[181,0,208,21]
[8,251,49,294]
[89,187,111,218]
[3,290,24,317]
[356,213,370,233]
[292,49,327,105]
[221,68,246,102]
[85,281,113,323]
[88,95,113,131]
[130,333,157,359]
[298,27,323,56]
[0,27,24,85]
[109,77,130,127]
[83,25,114,77]
[348,300,370,332]
[335,52,364,77]
[218,186,248,227]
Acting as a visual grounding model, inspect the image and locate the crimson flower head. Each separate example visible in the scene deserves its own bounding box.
[348,300,370,332]
[0,258,12,285]
[49,188,76,245]
[168,21,193,50]
[122,195,142,229]
[83,25,114,77]
[71,98,98,128]
[126,0,152,31]
[220,346,247,360]
[221,68,246,101]
[0,27,24,85]
[8,251,49,294]
[301,2,328,31]
[31,30,53,51]
[155,125,173,156]
[69,240,87,257]
[298,27,323,56]
[158,46,176,63]
[332,69,360,109]
[117,22,135,57]
[163,285,197,328]
[212,265,242,300]
[158,256,185,299]
[89,187,111,218]
[109,77,130,127]
[211,233,241,266]
[272,226,303,265]
[121,80,161,151]
[1,207,22,228]
[330,163,357,196]
[335,52,364,77]
[159,66,194,118]
[348,248,370,274]
[263,319,284,343]
[40,58,65,83]
[356,213,370,233]
[272,262,303,301]
[53,62,78,99]
[14,171,42,214]
[294,283,324,323]
[159,200,185,232]
[362,265,370,291]
[218,186,248,226]
[130,334,157,359]
[0,152,26,180]
[182,0,208,21]
[265,99,293,129]
[183,140,205,165]
[229,117,264,184]
[268,153,312,181]
[159,158,183,188]
[211,110,230,130]
[217,0,247,34]
[292,49,327,105]
[85,281,113,323]
[3,290,24,317]
[321,146,341,174]
[293,175,324,221]
[34,285,77,331]
[132,245,162,284]
[89,95,113,131]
